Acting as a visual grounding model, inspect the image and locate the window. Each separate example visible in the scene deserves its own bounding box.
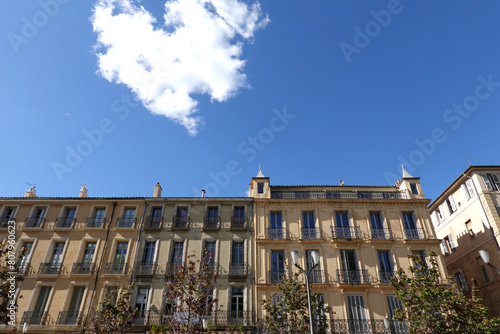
[335,211,351,238]
[103,286,118,305]
[482,173,500,191]
[0,207,16,226]
[306,250,322,283]
[410,183,419,194]
[402,212,422,239]
[121,208,136,227]
[370,212,386,239]
[232,206,246,227]
[109,242,128,273]
[269,211,283,239]
[75,241,96,274]
[232,242,244,264]
[340,249,360,283]
[412,250,427,274]
[62,286,85,324]
[436,207,445,222]
[18,241,33,273]
[386,295,407,333]
[230,288,244,323]
[171,242,183,264]
[88,208,106,227]
[480,265,490,283]
[257,183,264,194]
[453,270,469,292]
[27,206,46,227]
[151,207,162,223]
[445,196,457,214]
[462,179,476,200]
[347,295,368,333]
[377,251,394,283]
[27,286,51,324]
[302,211,316,238]
[135,286,150,320]
[270,250,285,283]
[430,211,439,227]
[204,241,216,273]
[142,241,156,265]
[441,234,456,256]
[58,207,76,227]
[174,207,189,228]
[207,207,219,224]
[40,242,65,274]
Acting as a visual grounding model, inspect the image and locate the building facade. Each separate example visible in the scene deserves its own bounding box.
[250,168,444,333]
[429,165,500,317]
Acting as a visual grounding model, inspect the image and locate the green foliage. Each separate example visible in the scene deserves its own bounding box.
[85,285,138,334]
[391,252,500,334]
[164,252,219,333]
[261,272,331,334]
[150,323,173,332]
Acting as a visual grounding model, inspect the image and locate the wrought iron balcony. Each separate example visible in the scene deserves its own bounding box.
[24,217,45,228]
[301,227,320,239]
[144,216,163,229]
[379,270,395,284]
[21,311,47,325]
[165,261,184,276]
[132,309,161,325]
[116,217,136,228]
[267,227,287,239]
[38,262,61,275]
[371,228,391,240]
[71,262,95,275]
[203,216,221,230]
[404,228,425,240]
[0,218,13,228]
[104,261,128,274]
[16,260,29,275]
[271,190,408,200]
[55,217,75,228]
[308,269,326,284]
[134,261,156,276]
[231,216,248,230]
[229,262,249,276]
[330,226,362,239]
[336,269,370,284]
[85,217,105,228]
[212,310,255,327]
[268,270,287,284]
[56,311,82,325]
[330,319,409,334]
[200,261,219,275]
[172,216,190,230]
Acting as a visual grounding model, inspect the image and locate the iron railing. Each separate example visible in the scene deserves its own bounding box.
[24,217,44,228]
[267,227,287,239]
[71,262,95,275]
[132,309,161,325]
[379,270,395,284]
[268,270,287,283]
[331,226,362,239]
[38,262,61,275]
[54,217,75,228]
[336,269,370,284]
[134,261,156,276]
[21,311,47,325]
[104,261,128,274]
[172,216,190,229]
[231,215,248,229]
[330,319,409,334]
[56,311,82,325]
[200,262,219,275]
[16,260,29,275]
[0,218,13,228]
[371,228,391,240]
[308,269,326,284]
[144,216,163,229]
[301,227,320,239]
[404,228,425,240]
[85,217,105,228]
[271,190,408,200]
[116,217,136,228]
[165,261,184,276]
[229,262,249,276]
[203,216,221,230]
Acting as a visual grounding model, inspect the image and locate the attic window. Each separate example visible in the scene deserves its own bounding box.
[257,183,264,194]
[410,183,418,194]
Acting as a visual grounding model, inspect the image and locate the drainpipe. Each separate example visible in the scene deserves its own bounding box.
[249,200,254,327]
[82,202,117,334]
[130,201,148,285]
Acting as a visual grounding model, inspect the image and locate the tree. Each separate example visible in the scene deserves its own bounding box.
[261,272,331,334]
[85,285,138,334]
[163,252,219,333]
[391,252,500,334]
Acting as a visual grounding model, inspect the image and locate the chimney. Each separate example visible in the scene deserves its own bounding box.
[79,185,88,198]
[202,189,205,197]
[153,182,162,198]
[24,184,37,198]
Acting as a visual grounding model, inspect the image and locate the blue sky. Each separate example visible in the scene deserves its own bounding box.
[1,0,500,200]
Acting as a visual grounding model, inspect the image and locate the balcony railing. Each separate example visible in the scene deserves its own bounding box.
[172,216,190,230]
[0,218,13,228]
[200,262,219,275]
[229,262,249,276]
[404,228,425,240]
[267,227,287,239]
[379,270,395,284]
[203,216,221,230]
[24,217,45,228]
[210,310,255,327]
[165,261,184,276]
[85,217,105,228]
[308,269,326,283]
[271,190,408,200]
[371,228,391,240]
[116,217,136,228]
[55,217,75,228]
[104,261,128,274]
[71,262,95,275]
[135,261,156,276]
[132,309,161,326]
[268,270,286,284]
[21,311,47,325]
[330,319,408,334]
[330,226,362,239]
[336,269,370,284]
[56,311,82,325]
[38,262,61,275]
[231,216,248,230]
[16,260,29,275]
[301,227,320,239]
[144,216,163,229]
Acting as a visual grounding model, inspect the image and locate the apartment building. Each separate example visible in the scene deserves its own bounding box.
[429,165,500,317]
[250,167,444,333]
[0,184,254,333]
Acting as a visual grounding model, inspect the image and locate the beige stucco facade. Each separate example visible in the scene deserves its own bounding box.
[429,165,500,317]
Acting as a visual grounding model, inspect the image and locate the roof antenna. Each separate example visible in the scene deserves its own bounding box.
[468,157,471,166]
[25,182,36,193]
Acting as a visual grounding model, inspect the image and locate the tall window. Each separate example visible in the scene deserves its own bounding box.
[1,207,15,225]
[171,242,184,264]
[230,288,244,322]
[29,206,46,227]
[80,242,96,273]
[445,196,457,214]
[113,242,128,273]
[204,241,216,273]
[232,242,244,264]
[453,270,469,292]
[151,207,162,223]
[135,286,150,319]
[340,249,359,283]
[462,179,475,200]
[64,286,85,324]
[270,250,285,283]
[30,286,51,324]
[347,295,367,333]
[402,212,421,239]
[18,241,33,273]
[386,295,407,333]
[142,241,156,264]
[123,208,136,227]
[410,183,419,194]
[50,242,65,272]
[61,208,76,227]
[233,207,246,227]
[207,207,218,223]
[306,250,321,283]
[257,183,264,194]
[302,211,316,238]
[336,211,351,238]
[269,211,283,239]
[370,212,385,239]
[377,251,394,283]
[175,207,189,227]
[482,173,500,191]
[91,208,106,227]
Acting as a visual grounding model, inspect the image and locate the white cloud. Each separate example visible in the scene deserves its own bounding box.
[91,0,269,135]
